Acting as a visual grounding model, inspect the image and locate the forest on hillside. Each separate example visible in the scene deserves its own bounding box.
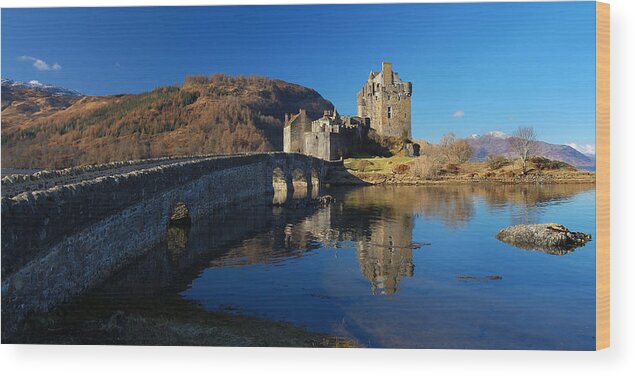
[1,74,332,169]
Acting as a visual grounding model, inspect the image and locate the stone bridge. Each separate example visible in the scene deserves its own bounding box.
[1,152,330,337]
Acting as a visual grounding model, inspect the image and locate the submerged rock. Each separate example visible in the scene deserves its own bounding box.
[456,275,503,281]
[496,223,591,255]
[314,195,334,207]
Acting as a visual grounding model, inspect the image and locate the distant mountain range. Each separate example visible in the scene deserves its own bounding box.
[1,78,83,97]
[467,132,595,168]
[1,78,85,132]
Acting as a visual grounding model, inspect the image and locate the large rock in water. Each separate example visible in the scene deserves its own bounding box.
[496,223,591,255]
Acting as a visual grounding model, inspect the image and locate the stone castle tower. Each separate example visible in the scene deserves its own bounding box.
[356,62,412,138]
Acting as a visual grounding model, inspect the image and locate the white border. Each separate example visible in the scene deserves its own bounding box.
[1,1,634,375]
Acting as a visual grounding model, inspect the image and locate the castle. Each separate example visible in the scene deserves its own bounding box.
[284,62,412,161]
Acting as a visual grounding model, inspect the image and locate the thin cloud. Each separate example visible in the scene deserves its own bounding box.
[452,110,465,118]
[567,143,596,155]
[18,55,62,71]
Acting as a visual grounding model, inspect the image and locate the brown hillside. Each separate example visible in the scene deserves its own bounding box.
[1,74,333,169]
[1,84,82,131]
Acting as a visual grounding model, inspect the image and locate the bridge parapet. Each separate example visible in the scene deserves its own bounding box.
[1,153,259,198]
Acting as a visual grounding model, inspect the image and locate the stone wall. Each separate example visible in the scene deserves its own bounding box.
[304,131,333,161]
[296,113,370,161]
[1,152,326,338]
[283,110,311,154]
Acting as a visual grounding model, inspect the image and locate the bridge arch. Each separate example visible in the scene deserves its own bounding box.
[272,166,290,205]
[291,168,309,200]
[167,201,191,262]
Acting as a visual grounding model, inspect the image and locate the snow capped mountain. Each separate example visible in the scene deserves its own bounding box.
[485,131,510,139]
[1,78,82,97]
[566,143,596,157]
[469,131,509,139]
[467,132,595,168]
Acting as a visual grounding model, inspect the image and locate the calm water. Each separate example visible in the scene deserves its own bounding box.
[48,184,597,349]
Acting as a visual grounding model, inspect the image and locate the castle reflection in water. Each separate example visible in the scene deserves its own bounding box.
[163,183,594,296]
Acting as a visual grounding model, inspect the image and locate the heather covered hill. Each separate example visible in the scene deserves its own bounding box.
[1,75,333,169]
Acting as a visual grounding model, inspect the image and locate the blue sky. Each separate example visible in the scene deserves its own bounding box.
[1,3,596,150]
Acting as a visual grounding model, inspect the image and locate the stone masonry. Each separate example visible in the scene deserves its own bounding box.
[1,153,328,339]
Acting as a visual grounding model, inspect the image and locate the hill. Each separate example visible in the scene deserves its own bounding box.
[1,75,333,169]
[1,79,83,131]
[467,132,595,168]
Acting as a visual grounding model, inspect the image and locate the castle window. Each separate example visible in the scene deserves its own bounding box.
[387,106,392,119]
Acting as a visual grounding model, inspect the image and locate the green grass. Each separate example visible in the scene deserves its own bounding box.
[344,155,414,173]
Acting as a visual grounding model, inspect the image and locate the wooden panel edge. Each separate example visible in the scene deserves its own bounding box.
[595,1,610,351]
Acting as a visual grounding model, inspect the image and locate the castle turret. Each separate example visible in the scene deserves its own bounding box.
[356,62,412,139]
[382,62,393,85]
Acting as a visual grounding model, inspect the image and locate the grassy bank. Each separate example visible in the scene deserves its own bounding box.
[334,155,595,185]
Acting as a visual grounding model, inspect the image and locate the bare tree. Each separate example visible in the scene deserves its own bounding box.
[453,139,474,163]
[439,132,473,163]
[508,127,536,175]
[439,132,457,162]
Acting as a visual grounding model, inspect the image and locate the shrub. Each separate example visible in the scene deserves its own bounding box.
[530,156,573,170]
[418,141,440,158]
[392,163,410,174]
[412,156,442,179]
[439,133,473,163]
[357,160,374,172]
[445,163,461,174]
[486,155,510,170]
[183,75,210,87]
